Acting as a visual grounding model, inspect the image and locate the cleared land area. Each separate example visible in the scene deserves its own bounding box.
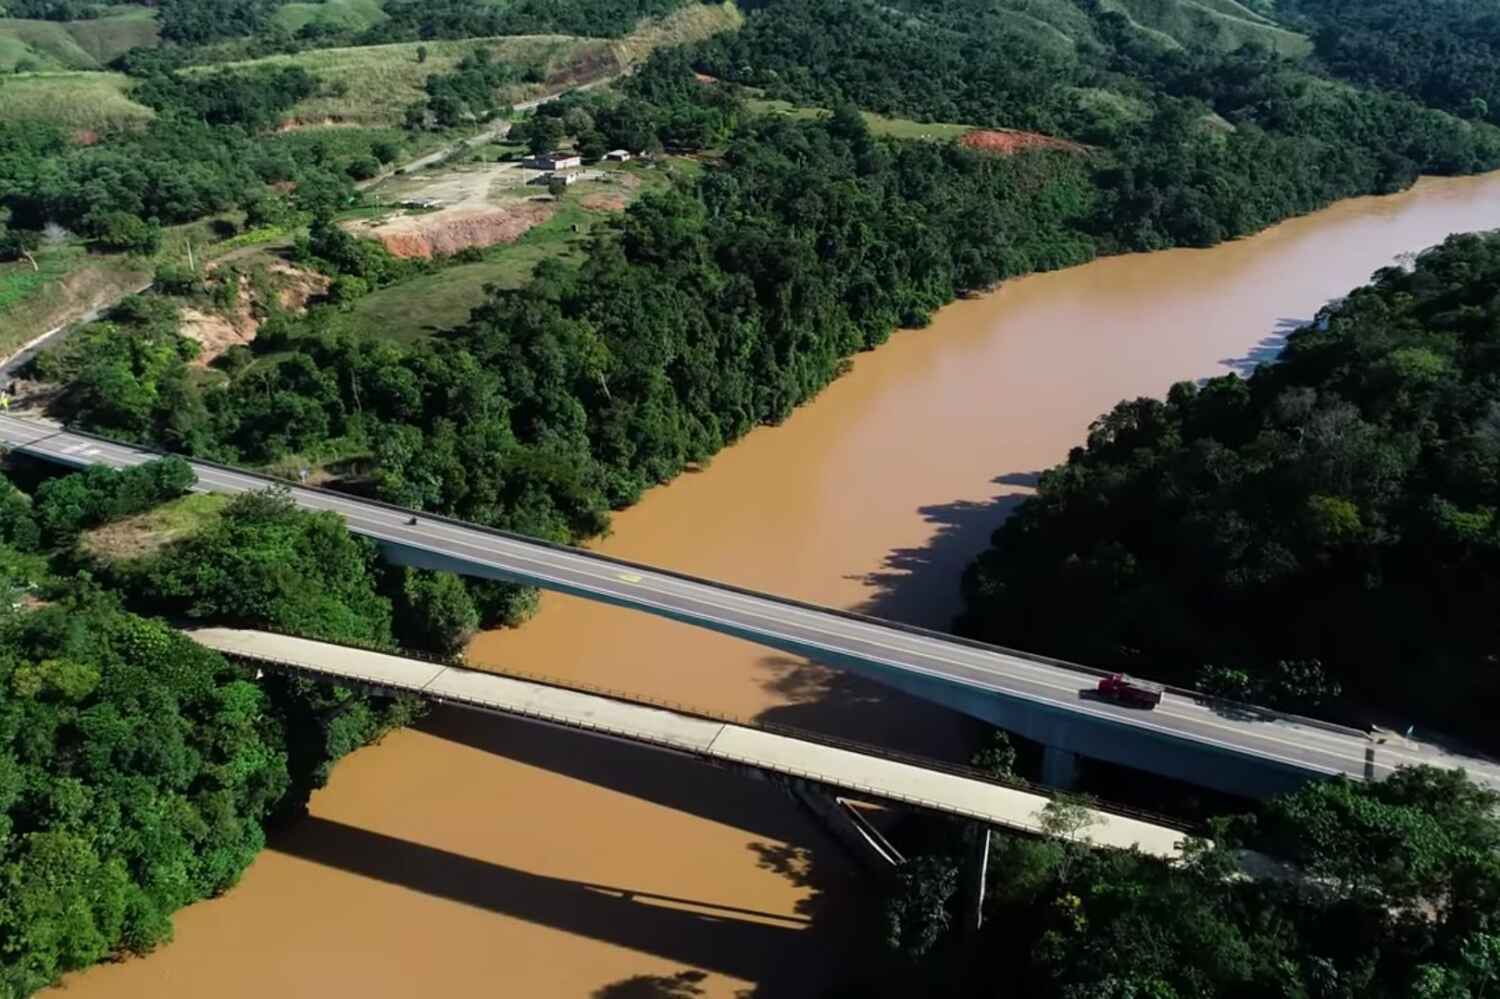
[340,157,683,340]
[1100,0,1310,53]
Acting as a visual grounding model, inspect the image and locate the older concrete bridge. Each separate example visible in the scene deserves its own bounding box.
[189,626,1192,865]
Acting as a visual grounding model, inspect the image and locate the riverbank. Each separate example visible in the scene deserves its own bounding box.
[56,171,1500,999]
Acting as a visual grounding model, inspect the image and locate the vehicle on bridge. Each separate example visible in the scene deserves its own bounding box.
[1097,673,1164,708]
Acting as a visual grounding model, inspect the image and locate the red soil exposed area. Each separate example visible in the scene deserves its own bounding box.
[960,129,1085,155]
[370,203,555,259]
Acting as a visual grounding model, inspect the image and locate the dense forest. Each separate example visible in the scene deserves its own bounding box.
[37,83,1095,590]
[695,0,1500,250]
[0,455,492,993]
[0,65,384,247]
[1277,0,1500,127]
[8,0,1500,993]
[876,762,1500,999]
[958,232,1500,737]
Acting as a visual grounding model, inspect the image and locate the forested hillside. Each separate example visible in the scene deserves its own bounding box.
[13,0,1500,630]
[1277,0,1500,126]
[959,232,1500,737]
[7,0,1500,994]
[878,763,1500,998]
[0,458,484,993]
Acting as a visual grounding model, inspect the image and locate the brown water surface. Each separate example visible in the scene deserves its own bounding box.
[60,173,1500,999]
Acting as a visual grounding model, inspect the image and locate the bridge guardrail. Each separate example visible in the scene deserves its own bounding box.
[205,625,1201,834]
[26,421,1369,745]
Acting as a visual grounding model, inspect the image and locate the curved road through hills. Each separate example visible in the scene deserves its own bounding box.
[4,412,1498,796]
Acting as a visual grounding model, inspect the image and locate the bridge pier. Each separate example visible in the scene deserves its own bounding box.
[959,823,991,934]
[731,769,905,874]
[1041,745,1080,789]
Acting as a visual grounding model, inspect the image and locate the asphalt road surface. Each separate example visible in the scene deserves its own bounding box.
[5,413,1498,792]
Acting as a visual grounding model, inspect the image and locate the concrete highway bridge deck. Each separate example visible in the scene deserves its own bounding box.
[187,626,1193,861]
[5,413,1499,798]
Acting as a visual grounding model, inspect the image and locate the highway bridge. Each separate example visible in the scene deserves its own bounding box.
[5,413,1499,798]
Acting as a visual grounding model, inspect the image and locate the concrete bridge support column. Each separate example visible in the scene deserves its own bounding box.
[959,823,991,935]
[1041,745,1080,788]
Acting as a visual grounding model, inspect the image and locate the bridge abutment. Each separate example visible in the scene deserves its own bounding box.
[959,823,991,934]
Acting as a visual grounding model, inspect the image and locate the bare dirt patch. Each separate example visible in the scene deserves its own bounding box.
[265,259,331,310]
[353,159,558,258]
[960,128,1086,155]
[360,202,555,259]
[179,262,330,364]
[80,494,225,562]
[580,192,628,212]
[180,302,252,365]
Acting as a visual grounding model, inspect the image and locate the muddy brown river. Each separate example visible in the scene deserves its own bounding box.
[58,173,1500,998]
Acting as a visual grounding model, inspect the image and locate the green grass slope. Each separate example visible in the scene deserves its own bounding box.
[269,0,388,35]
[1101,0,1311,54]
[0,71,154,130]
[199,1,742,126]
[0,8,158,72]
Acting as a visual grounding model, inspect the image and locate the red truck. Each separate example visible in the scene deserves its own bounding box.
[1096,673,1165,708]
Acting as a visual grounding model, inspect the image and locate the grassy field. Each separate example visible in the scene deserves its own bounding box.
[196,1,743,126]
[200,35,610,125]
[747,97,975,141]
[80,493,226,562]
[0,71,155,130]
[609,1,741,67]
[879,0,1307,58]
[0,8,157,71]
[0,245,149,360]
[269,0,388,35]
[1100,0,1311,54]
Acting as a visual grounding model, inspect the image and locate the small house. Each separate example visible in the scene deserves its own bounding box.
[522,152,583,171]
[528,170,580,187]
[603,149,633,162]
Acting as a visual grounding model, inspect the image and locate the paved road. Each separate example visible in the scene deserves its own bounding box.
[189,627,1193,859]
[5,413,1499,792]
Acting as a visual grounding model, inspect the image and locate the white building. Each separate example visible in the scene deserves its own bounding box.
[522,152,583,171]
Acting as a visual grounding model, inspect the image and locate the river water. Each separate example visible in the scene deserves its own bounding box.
[59,173,1500,998]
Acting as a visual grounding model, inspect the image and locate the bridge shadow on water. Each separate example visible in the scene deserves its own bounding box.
[751,474,1040,760]
[336,708,865,993]
[285,476,1054,993]
[272,811,828,988]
